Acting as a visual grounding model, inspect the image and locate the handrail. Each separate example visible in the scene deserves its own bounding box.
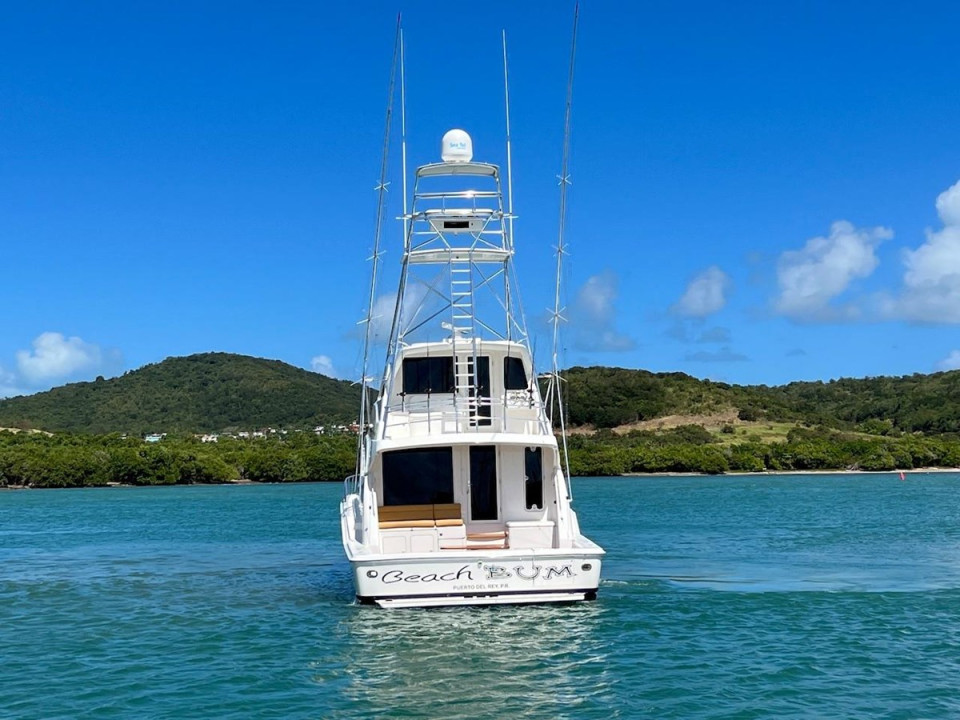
[380,392,552,439]
[343,473,365,501]
[414,190,502,200]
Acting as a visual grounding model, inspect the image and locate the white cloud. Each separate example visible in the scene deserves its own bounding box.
[672,266,731,317]
[883,179,960,323]
[311,355,338,378]
[936,350,960,372]
[1,332,120,397]
[365,293,397,345]
[569,271,635,352]
[774,220,892,321]
[0,365,27,399]
[684,346,749,363]
[16,332,107,384]
[361,283,432,346]
[773,180,960,324]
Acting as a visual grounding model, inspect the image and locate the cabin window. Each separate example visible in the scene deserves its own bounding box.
[525,447,543,510]
[382,447,454,505]
[402,357,454,394]
[470,446,498,520]
[504,356,528,390]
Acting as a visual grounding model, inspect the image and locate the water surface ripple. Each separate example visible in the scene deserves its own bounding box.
[2,474,959,718]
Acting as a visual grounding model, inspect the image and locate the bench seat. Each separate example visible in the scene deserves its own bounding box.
[378,503,463,529]
[379,519,435,529]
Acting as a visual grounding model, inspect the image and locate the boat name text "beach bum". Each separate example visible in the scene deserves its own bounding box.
[368,564,576,584]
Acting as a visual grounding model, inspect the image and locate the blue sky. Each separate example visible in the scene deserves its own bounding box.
[3,1,960,397]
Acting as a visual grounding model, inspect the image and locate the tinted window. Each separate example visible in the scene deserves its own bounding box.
[382,447,454,505]
[470,446,498,520]
[466,356,490,397]
[525,447,543,510]
[402,357,454,394]
[504,356,528,390]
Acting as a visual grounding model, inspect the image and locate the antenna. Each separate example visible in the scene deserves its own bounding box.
[550,2,579,495]
[357,12,402,475]
[502,30,514,249]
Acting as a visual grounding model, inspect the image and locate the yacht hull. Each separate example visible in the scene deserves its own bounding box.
[346,548,603,608]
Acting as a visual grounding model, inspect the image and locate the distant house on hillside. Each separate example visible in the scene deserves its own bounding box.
[144,433,164,443]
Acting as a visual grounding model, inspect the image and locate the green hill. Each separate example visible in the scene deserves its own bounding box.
[0,353,360,434]
[3,354,959,438]
[561,366,960,435]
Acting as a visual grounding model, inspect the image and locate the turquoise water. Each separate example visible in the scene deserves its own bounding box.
[2,474,960,718]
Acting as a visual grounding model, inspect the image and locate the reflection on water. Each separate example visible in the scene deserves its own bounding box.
[314,601,614,719]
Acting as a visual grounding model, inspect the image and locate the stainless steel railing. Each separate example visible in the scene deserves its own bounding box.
[380,392,551,439]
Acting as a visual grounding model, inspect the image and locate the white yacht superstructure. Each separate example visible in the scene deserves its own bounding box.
[340,125,604,607]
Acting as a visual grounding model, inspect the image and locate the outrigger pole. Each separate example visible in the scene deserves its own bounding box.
[400,27,409,248]
[502,29,517,344]
[357,13,402,475]
[502,30,514,250]
[549,2,579,495]
[381,23,411,383]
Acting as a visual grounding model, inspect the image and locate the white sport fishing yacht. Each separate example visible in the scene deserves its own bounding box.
[340,123,604,608]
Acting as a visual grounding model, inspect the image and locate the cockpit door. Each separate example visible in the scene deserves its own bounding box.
[469,445,498,521]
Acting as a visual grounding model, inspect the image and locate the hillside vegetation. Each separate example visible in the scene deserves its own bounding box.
[0,353,359,434]
[0,430,356,488]
[561,366,960,434]
[556,366,960,474]
[565,425,960,476]
[3,356,960,437]
[3,357,960,480]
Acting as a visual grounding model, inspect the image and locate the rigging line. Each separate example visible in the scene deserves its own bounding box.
[358,12,402,470]
[380,23,412,396]
[551,2,579,495]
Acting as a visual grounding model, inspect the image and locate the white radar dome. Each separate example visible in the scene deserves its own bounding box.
[441,129,473,163]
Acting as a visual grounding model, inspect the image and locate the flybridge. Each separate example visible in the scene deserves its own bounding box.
[415,162,508,253]
[378,130,531,439]
[388,129,521,351]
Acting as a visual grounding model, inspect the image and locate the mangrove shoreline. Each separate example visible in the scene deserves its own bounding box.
[3,423,960,489]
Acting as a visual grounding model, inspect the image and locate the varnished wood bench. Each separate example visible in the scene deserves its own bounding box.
[378,503,463,529]
[378,504,434,529]
[433,503,463,527]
